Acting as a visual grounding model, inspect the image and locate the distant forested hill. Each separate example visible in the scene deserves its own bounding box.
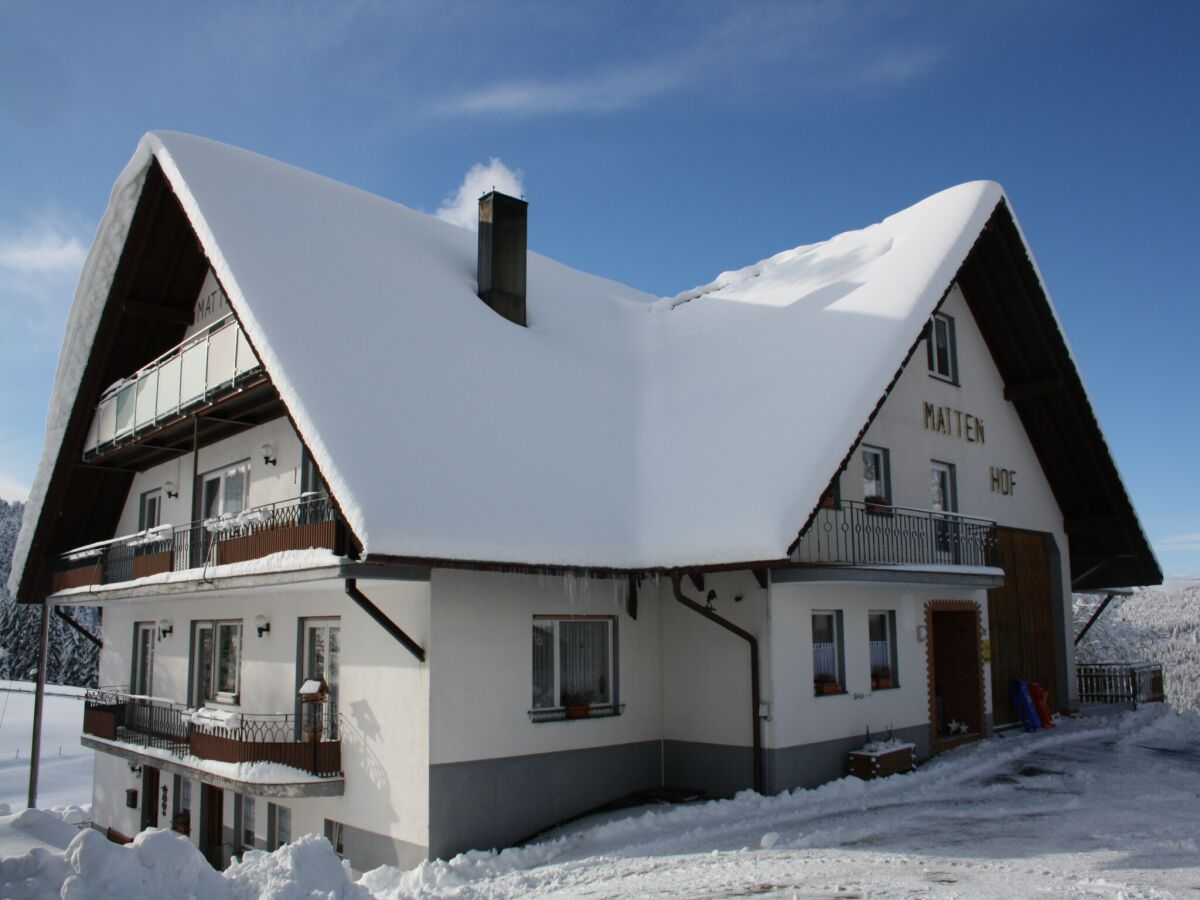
[0,500,99,686]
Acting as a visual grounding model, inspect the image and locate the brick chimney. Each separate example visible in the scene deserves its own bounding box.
[477,191,527,327]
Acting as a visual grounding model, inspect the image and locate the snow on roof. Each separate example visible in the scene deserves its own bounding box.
[11,133,1005,582]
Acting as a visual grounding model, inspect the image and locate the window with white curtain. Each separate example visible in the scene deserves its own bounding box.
[532,617,616,715]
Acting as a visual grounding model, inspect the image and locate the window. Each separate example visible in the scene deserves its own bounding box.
[268,803,291,849]
[869,611,898,689]
[531,617,616,717]
[302,619,340,739]
[861,446,891,505]
[172,776,191,835]
[324,819,345,857]
[198,461,250,520]
[812,611,845,695]
[241,795,255,848]
[931,461,959,558]
[927,313,958,382]
[192,620,242,705]
[133,622,155,697]
[138,489,162,531]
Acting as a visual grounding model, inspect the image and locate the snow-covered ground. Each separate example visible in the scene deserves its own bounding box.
[2,705,1199,898]
[0,682,93,813]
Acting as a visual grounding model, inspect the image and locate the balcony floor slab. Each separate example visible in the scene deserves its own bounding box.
[82,735,345,798]
[771,564,1005,588]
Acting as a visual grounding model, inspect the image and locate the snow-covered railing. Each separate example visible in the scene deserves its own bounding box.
[1077,662,1165,708]
[52,494,339,591]
[792,500,996,568]
[83,687,342,777]
[83,314,260,456]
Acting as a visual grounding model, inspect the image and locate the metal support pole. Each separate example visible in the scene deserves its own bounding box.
[1074,592,1117,646]
[27,600,51,809]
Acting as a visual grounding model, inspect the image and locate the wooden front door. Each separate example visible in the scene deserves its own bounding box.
[987,527,1058,725]
[200,784,224,868]
[927,602,985,750]
[140,766,160,831]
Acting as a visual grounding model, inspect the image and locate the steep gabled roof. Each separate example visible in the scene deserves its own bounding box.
[10,132,1160,594]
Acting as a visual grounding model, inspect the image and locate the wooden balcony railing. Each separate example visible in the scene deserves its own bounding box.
[82,687,341,777]
[792,500,997,568]
[1077,662,1165,708]
[52,494,340,592]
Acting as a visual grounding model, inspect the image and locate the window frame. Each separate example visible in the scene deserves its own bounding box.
[196,460,251,521]
[927,312,959,384]
[241,794,256,849]
[138,488,162,532]
[132,621,156,698]
[530,615,620,722]
[811,610,846,697]
[299,617,340,740]
[190,619,243,706]
[860,445,892,507]
[268,802,291,850]
[868,610,899,690]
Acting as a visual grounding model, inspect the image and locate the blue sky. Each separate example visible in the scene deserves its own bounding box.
[1,1,1196,575]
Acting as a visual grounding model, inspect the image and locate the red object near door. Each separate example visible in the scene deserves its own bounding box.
[1029,682,1056,728]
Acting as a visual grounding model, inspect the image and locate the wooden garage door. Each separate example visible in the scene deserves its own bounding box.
[987,527,1058,725]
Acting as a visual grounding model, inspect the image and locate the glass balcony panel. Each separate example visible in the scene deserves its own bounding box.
[180,342,207,405]
[135,370,158,429]
[114,384,135,439]
[156,356,182,418]
[206,321,237,389]
[235,329,259,376]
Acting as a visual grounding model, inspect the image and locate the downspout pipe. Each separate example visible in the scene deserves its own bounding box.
[671,572,764,794]
[344,578,425,662]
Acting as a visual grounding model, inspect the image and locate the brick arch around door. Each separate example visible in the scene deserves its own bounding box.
[925,599,987,753]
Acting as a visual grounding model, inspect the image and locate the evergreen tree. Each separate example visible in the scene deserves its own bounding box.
[0,500,100,686]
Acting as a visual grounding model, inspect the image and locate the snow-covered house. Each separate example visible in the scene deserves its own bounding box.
[9,132,1160,871]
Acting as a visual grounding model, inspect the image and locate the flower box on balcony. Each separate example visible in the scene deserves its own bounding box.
[848,741,915,780]
[864,498,893,516]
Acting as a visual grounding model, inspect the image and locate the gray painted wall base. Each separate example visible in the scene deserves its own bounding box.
[767,723,930,792]
[429,740,660,860]
[340,820,427,873]
[663,740,753,797]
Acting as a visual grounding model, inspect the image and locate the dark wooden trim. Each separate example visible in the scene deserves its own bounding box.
[1003,377,1065,402]
[122,299,193,325]
[54,606,102,648]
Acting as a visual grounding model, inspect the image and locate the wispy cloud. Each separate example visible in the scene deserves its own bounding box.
[446,62,690,117]
[435,159,526,230]
[437,4,943,119]
[0,223,87,275]
[0,472,30,504]
[1156,533,1200,552]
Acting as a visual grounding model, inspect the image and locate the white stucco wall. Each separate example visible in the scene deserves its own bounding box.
[111,417,307,539]
[766,581,988,750]
[90,574,430,851]
[427,569,661,765]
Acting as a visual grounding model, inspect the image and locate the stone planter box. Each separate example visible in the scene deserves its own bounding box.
[848,742,915,780]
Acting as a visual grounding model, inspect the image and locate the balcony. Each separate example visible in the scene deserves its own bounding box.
[84,314,261,458]
[791,500,997,569]
[82,688,341,780]
[51,494,341,593]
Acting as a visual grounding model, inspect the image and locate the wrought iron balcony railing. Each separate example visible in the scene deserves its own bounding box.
[52,494,339,592]
[791,500,997,568]
[82,687,341,777]
[84,314,261,456]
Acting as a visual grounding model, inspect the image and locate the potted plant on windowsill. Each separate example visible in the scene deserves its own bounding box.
[814,674,842,696]
[871,666,894,690]
[864,496,893,516]
[563,693,592,719]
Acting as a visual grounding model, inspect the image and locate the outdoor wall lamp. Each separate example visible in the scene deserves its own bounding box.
[261,443,277,466]
[254,614,271,638]
[705,590,717,611]
[158,619,173,640]
[163,480,178,498]
[917,625,928,642]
